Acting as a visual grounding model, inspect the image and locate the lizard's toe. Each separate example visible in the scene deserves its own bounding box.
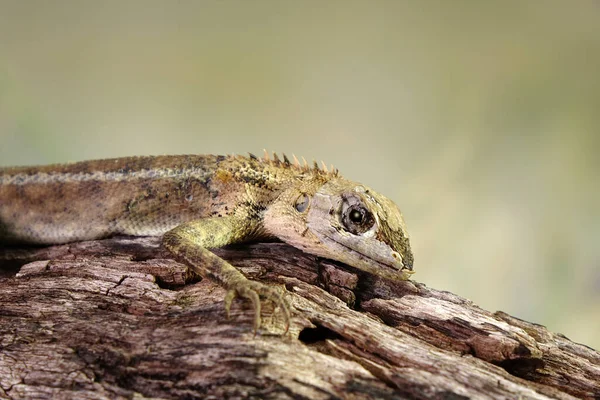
[227,281,291,333]
[263,285,291,333]
[224,289,237,320]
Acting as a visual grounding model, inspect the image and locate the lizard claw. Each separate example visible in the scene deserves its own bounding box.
[224,289,236,320]
[225,280,291,334]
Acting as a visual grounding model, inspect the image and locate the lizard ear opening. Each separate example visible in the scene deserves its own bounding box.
[294,193,310,213]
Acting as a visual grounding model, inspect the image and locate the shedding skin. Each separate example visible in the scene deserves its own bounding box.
[0,154,413,332]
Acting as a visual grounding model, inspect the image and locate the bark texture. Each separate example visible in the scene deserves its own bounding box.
[0,238,598,400]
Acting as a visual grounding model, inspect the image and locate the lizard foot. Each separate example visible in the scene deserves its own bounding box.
[224,280,291,334]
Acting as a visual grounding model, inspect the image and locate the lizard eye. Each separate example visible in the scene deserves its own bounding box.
[295,193,310,213]
[349,209,364,223]
[342,201,375,235]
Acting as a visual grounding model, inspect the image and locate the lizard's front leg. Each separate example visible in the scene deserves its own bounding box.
[162,216,290,332]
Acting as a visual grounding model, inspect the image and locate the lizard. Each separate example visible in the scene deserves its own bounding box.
[0,152,414,332]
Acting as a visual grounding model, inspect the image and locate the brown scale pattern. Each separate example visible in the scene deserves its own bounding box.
[0,154,336,244]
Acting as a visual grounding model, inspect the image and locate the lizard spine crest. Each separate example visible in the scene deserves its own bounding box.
[243,150,339,178]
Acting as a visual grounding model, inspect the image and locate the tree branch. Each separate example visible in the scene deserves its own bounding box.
[0,238,598,399]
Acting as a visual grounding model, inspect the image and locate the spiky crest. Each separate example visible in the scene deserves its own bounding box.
[238,151,339,177]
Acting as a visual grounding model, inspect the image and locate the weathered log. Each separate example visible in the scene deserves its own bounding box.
[0,237,598,399]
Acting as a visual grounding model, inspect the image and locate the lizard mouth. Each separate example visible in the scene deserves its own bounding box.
[322,232,414,281]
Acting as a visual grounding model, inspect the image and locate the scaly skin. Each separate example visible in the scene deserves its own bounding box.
[0,153,414,331]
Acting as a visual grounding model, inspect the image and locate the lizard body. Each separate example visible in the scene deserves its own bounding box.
[0,153,414,330]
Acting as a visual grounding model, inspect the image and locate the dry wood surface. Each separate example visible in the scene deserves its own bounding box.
[0,237,598,399]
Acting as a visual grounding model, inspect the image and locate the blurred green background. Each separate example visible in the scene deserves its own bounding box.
[1,1,598,349]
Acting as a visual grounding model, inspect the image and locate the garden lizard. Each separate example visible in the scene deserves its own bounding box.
[0,153,414,331]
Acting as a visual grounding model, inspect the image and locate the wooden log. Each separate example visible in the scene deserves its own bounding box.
[0,237,598,399]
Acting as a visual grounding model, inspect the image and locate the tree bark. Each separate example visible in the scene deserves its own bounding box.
[0,238,598,400]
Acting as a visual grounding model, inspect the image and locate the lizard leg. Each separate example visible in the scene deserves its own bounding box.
[162,217,290,332]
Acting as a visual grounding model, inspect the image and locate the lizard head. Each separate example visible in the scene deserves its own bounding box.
[263,176,414,281]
